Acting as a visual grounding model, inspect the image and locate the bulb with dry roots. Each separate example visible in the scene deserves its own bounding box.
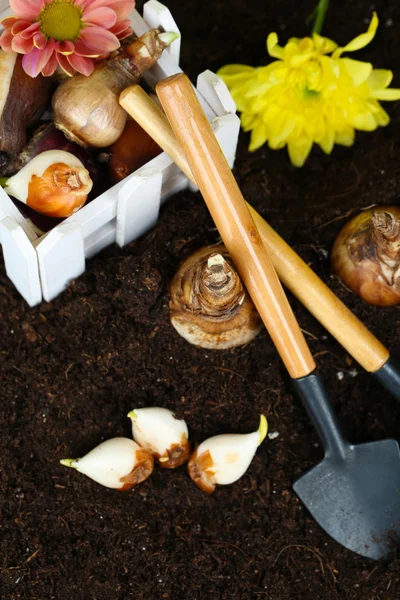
[169,244,263,349]
[4,150,92,218]
[60,438,154,490]
[331,206,400,306]
[188,415,268,494]
[128,407,190,469]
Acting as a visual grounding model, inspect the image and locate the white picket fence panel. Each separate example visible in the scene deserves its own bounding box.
[0,1,239,305]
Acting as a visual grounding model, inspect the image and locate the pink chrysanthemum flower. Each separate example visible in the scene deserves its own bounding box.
[0,0,135,78]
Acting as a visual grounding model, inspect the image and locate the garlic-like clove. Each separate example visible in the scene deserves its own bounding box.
[60,438,154,490]
[331,207,400,306]
[169,244,263,349]
[4,150,93,218]
[128,407,190,469]
[188,415,268,494]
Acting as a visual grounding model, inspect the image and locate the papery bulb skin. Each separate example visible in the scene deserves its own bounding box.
[188,415,268,494]
[108,118,162,183]
[169,244,263,349]
[128,407,190,469]
[15,123,100,185]
[4,150,93,218]
[60,438,154,490]
[0,52,52,158]
[27,163,92,218]
[331,207,400,306]
[52,30,179,148]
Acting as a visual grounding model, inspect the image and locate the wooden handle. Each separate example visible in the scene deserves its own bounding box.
[155,73,315,378]
[119,85,389,373]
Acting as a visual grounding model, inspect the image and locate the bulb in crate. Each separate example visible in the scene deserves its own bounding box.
[3,150,93,218]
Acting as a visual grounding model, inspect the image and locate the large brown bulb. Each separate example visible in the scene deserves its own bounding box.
[331,207,400,306]
[52,30,175,148]
[169,244,263,349]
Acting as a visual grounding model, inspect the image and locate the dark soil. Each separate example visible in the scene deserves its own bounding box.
[1,0,400,598]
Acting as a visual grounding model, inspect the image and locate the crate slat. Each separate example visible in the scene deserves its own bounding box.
[0,217,42,306]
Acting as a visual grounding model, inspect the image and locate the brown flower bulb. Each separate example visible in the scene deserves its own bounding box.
[331,206,400,306]
[169,244,262,349]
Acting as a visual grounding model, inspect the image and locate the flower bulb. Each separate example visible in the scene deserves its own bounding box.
[128,407,190,469]
[331,206,400,306]
[169,244,262,349]
[60,437,154,490]
[4,149,92,217]
[188,415,268,494]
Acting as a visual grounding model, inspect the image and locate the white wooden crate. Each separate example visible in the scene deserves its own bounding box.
[0,1,240,306]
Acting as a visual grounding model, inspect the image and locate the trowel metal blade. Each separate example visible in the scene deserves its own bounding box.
[293,439,400,560]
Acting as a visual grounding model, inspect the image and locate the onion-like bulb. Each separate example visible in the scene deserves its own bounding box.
[3,150,92,218]
[52,30,178,148]
[331,206,400,306]
[169,244,262,349]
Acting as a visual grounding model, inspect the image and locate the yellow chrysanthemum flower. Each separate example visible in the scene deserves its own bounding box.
[218,13,400,167]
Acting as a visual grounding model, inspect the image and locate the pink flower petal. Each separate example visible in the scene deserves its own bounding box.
[0,29,13,52]
[82,0,114,9]
[12,35,34,54]
[10,0,45,21]
[55,40,75,55]
[83,6,117,28]
[83,0,134,20]
[111,0,135,20]
[109,19,132,38]
[57,54,75,77]
[1,16,18,29]
[33,32,48,50]
[41,52,59,77]
[67,53,95,76]
[80,26,120,53]
[11,20,34,35]
[22,40,55,77]
[20,22,40,39]
[73,40,101,57]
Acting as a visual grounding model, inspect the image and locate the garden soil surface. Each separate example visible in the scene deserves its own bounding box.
[1,0,400,598]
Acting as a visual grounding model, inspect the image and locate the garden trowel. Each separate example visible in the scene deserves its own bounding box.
[149,73,400,560]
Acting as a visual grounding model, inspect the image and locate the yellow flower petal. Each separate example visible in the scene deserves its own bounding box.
[335,128,355,147]
[249,122,268,151]
[367,69,393,90]
[289,51,315,68]
[268,116,296,149]
[217,64,255,76]
[371,88,400,101]
[333,12,378,58]
[241,112,257,131]
[267,33,284,59]
[318,125,335,154]
[341,58,372,87]
[312,33,338,54]
[350,111,377,131]
[374,105,390,126]
[288,138,313,167]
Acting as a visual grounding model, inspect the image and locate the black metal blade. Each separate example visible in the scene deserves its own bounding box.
[293,439,400,560]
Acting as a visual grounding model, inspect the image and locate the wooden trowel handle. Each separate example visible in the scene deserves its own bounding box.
[156,73,315,379]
